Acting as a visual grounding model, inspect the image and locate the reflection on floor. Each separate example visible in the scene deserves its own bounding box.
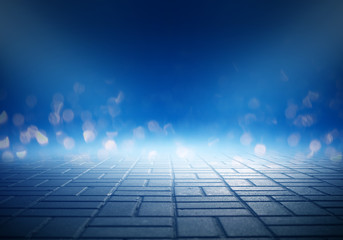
[0,151,343,239]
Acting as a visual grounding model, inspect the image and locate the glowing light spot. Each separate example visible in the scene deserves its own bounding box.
[2,151,14,162]
[107,97,121,118]
[176,146,189,158]
[83,130,96,143]
[122,139,135,152]
[148,150,158,160]
[133,126,145,139]
[309,139,321,153]
[285,104,297,119]
[148,120,162,133]
[73,82,85,94]
[106,131,118,138]
[63,137,75,150]
[20,131,31,144]
[35,131,48,145]
[16,150,27,159]
[248,98,260,109]
[0,136,10,149]
[325,147,342,162]
[254,144,266,156]
[26,95,37,108]
[62,109,74,123]
[293,114,314,127]
[115,91,124,104]
[82,120,95,131]
[243,113,257,125]
[105,140,117,151]
[303,91,319,108]
[49,112,60,126]
[324,133,333,145]
[240,133,253,146]
[12,113,25,127]
[287,133,301,147]
[0,110,8,124]
[163,123,175,135]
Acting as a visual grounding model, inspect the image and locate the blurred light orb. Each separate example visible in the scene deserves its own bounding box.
[148,120,162,133]
[105,140,117,151]
[2,151,14,162]
[240,133,253,146]
[176,146,189,158]
[35,131,48,145]
[293,114,314,127]
[73,82,85,94]
[20,131,31,144]
[49,113,60,125]
[285,104,297,119]
[62,109,74,123]
[133,126,145,139]
[148,150,158,160]
[82,120,95,131]
[63,137,75,150]
[324,133,333,145]
[254,144,266,156]
[287,133,301,147]
[163,123,175,135]
[26,95,37,108]
[248,98,260,109]
[325,147,342,161]
[0,110,8,124]
[309,139,321,152]
[115,91,124,104]
[0,136,10,149]
[12,113,25,127]
[16,150,27,159]
[83,130,96,143]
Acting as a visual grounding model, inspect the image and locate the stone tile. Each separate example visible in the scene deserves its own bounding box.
[175,187,202,196]
[0,217,48,237]
[98,202,137,216]
[177,202,242,208]
[281,202,330,215]
[33,217,88,238]
[203,187,232,195]
[247,202,292,216]
[220,217,271,237]
[90,217,172,226]
[82,227,173,238]
[139,202,174,216]
[177,217,220,237]
[178,208,251,216]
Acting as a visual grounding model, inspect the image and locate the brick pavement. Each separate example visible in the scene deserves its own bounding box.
[0,151,343,239]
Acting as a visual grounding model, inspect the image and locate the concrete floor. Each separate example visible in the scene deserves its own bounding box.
[0,151,343,239]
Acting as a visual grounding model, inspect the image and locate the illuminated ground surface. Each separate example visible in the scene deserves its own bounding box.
[1,151,343,239]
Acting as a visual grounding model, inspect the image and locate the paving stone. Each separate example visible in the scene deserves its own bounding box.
[33,217,89,238]
[98,202,137,216]
[82,227,173,238]
[281,201,330,215]
[177,217,220,237]
[270,225,343,236]
[90,217,172,226]
[175,187,202,196]
[178,208,251,216]
[247,202,292,216]
[0,217,48,237]
[139,202,174,216]
[177,202,242,208]
[203,187,232,195]
[220,217,271,237]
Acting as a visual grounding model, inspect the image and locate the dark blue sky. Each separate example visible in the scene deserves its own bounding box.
[0,0,343,153]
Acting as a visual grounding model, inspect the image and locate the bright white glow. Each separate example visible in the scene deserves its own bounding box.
[35,130,48,145]
[240,133,253,146]
[287,133,301,147]
[62,109,74,122]
[148,150,158,160]
[122,139,135,152]
[285,104,297,119]
[309,139,321,152]
[83,130,96,143]
[148,120,162,133]
[82,120,95,131]
[2,151,14,162]
[176,146,193,159]
[26,95,37,108]
[254,144,266,156]
[0,110,8,125]
[105,140,117,151]
[133,126,145,139]
[16,150,27,159]
[325,147,342,161]
[0,136,10,149]
[63,137,75,150]
[12,113,25,127]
